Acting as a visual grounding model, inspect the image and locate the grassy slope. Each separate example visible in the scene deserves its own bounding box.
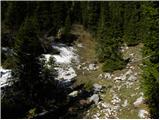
[71,24,149,119]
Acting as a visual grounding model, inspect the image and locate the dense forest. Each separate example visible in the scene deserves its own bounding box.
[1,1,159,119]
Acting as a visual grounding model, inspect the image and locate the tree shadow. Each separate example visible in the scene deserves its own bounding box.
[33,82,94,119]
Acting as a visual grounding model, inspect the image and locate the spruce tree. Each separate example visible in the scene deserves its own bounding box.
[13,16,45,105]
[141,2,159,118]
[123,2,142,46]
[4,2,28,30]
[64,14,71,36]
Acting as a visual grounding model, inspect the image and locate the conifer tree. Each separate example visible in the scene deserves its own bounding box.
[80,2,89,27]
[87,1,100,34]
[4,2,28,30]
[141,2,159,118]
[123,2,142,46]
[13,16,42,100]
[64,14,71,36]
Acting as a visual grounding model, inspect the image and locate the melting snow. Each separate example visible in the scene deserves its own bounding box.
[43,43,79,83]
[55,67,77,82]
[52,44,78,64]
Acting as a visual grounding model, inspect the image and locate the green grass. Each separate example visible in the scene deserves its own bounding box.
[71,25,149,119]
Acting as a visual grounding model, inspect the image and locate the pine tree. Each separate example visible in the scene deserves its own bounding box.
[123,2,142,46]
[87,1,100,34]
[80,2,89,27]
[64,14,71,36]
[13,16,42,100]
[51,2,68,34]
[141,2,159,118]
[96,2,126,72]
[34,2,53,31]
[4,2,28,30]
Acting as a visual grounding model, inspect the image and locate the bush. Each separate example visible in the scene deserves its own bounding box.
[2,55,16,69]
[102,59,126,72]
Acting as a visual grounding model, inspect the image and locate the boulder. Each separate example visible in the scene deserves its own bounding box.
[79,99,90,106]
[111,94,121,105]
[104,73,111,79]
[114,75,126,81]
[125,69,132,76]
[130,53,134,57]
[138,109,149,119]
[98,74,103,79]
[68,91,78,97]
[77,64,82,70]
[88,64,98,70]
[88,94,99,104]
[77,43,83,48]
[128,75,137,81]
[93,83,102,93]
[122,99,128,107]
[133,96,144,107]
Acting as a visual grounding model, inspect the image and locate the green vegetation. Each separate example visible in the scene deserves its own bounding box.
[1,1,158,119]
[141,2,159,118]
[102,59,126,72]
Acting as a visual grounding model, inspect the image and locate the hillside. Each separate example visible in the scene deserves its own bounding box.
[71,25,149,119]
[1,1,158,119]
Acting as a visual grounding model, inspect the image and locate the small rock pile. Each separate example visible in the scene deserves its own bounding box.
[98,72,112,80]
[77,62,99,71]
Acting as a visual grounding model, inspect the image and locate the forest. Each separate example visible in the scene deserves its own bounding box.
[1,1,159,119]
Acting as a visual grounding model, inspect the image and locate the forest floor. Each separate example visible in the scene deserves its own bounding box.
[71,24,150,119]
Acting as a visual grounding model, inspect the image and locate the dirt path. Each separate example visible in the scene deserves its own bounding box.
[71,24,149,119]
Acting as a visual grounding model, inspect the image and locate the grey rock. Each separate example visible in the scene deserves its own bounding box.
[122,99,128,107]
[93,83,102,93]
[133,96,144,107]
[68,91,78,97]
[77,43,83,48]
[104,73,111,79]
[88,94,99,104]
[98,73,103,79]
[138,109,149,119]
[88,64,98,70]
[77,64,82,70]
[128,75,137,81]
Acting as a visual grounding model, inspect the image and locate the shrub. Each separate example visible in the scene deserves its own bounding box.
[102,59,126,72]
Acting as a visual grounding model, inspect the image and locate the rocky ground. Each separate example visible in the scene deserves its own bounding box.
[71,25,150,119]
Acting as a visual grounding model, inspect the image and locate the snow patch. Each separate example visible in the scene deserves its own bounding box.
[52,44,79,64]
[0,67,11,88]
[43,43,79,83]
[55,67,77,82]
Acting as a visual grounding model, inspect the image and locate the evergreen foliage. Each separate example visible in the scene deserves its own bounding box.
[1,1,159,118]
[141,2,159,118]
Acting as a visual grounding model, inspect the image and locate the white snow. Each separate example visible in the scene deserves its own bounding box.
[0,67,11,88]
[43,44,79,64]
[43,43,79,83]
[52,44,79,64]
[55,67,77,82]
